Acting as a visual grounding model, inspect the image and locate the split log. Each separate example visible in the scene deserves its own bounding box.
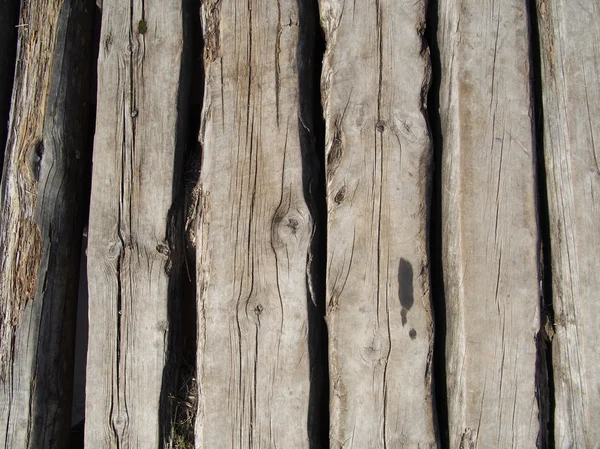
[0,0,94,447]
[84,0,187,447]
[0,0,19,169]
[320,1,437,447]
[438,0,541,446]
[536,1,600,446]
[195,0,320,447]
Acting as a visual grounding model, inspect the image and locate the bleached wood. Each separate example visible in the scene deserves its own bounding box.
[0,0,94,447]
[320,1,437,447]
[195,0,317,447]
[84,0,185,447]
[438,0,541,447]
[536,1,600,447]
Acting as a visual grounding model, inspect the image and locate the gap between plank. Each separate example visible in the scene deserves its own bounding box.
[424,0,449,447]
[297,0,329,446]
[158,0,203,446]
[0,0,19,173]
[69,4,101,447]
[527,0,556,447]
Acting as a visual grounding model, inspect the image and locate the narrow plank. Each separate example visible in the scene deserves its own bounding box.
[438,0,541,446]
[0,0,19,169]
[0,0,94,447]
[536,1,600,446]
[321,1,437,447]
[195,0,318,446]
[84,0,186,446]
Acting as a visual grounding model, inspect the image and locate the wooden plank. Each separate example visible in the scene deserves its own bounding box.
[0,0,19,169]
[321,1,437,447]
[84,0,186,446]
[438,0,541,446]
[0,0,94,447]
[195,0,319,446]
[536,1,600,446]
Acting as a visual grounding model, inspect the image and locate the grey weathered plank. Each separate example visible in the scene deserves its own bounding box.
[195,0,318,446]
[0,0,19,170]
[536,1,600,447]
[0,0,94,447]
[438,0,541,446]
[84,0,186,447]
[320,1,437,447]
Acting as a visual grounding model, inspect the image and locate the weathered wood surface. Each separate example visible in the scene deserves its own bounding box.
[195,0,319,446]
[439,0,541,446]
[0,0,94,447]
[85,0,186,446]
[0,0,19,170]
[321,1,437,447]
[536,1,600,447]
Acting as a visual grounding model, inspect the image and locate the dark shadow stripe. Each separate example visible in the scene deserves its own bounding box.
[425,0,449,446]
[527,1,555,447]
[297,0,329,447]
[0,0,19,173]
[158,0,202,446]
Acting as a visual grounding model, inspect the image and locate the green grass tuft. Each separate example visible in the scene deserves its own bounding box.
[138,19,148,35]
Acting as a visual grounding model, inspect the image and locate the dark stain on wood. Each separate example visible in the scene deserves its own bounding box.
[28,139,44,181]
[326,121,343,176]
[398,257,414,311]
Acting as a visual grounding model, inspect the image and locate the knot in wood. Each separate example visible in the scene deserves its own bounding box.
[328,293,340,313]
[156,242,170,257]
[272,208,307,245]
[334,186,347,204]
[286,217,299,234]
[107,239,124,260]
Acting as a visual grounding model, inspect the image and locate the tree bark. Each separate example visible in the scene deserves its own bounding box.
[194,0,320,447]
[536,1,600,447]
[439,0,541,446]
[0,0,94,447]
[321,0,437,447]
[84,0,187,447]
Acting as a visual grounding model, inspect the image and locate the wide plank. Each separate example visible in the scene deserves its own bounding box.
[438,0,541,446]
[320,1,437,447]
[84,0,186,447]
[195,0,319,446]
[0,0,94,447]
[536,0,600,446]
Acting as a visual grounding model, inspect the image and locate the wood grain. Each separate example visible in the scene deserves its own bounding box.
[320,0,437,447]
[84,0,186,447]
[194,0,319,446]
[536,1,600,447]
[438,0,541,446]
[0,0,94,447]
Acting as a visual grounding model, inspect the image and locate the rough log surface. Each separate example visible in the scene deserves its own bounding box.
[84,0,186,447]
[194,0,319,447]
[438,0,541,447]
[0,0,94,447]
[320,0,437,447]
[0,0,19,170]
[536,1,600,447]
